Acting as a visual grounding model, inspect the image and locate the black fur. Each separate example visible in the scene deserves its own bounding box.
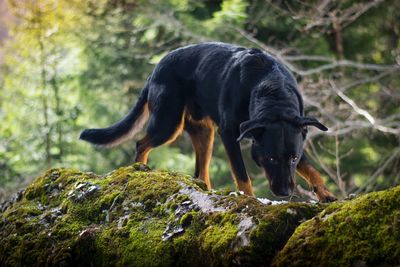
[80,86,149,146]
[80,42,327,196]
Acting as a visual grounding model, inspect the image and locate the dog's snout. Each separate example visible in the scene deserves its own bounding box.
[272,186,292,197]
[270,176,294,197]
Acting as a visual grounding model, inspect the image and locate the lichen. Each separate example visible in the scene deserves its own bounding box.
[0,164,322,267]
[272,186,400,267]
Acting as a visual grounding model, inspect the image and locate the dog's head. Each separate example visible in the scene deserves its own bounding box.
[237,116,327,197]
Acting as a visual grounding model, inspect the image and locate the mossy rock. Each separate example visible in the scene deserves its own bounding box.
[0,164,321,267]
[272,186,400,267]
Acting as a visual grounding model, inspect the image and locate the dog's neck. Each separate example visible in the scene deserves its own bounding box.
[248,74,303,122]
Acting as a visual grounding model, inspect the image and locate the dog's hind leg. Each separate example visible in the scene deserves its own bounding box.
[135,135,153,164]
[134,85,185,164]
[185,117,215,190]
[297,154,337,202]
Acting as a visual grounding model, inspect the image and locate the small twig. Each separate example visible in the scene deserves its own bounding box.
[296,184,318,201]
[334,134,347,196]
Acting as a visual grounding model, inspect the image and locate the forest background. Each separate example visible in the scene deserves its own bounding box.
[0,0,399,201]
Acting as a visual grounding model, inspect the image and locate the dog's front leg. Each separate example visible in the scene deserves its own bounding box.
[296,154,337,202]
[219,129,255,196]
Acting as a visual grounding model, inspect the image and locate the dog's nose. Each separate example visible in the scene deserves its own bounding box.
[272,187,292,197]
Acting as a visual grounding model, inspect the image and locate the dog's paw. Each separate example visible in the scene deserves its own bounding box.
[315,186,337,203]
[320,193,337,203]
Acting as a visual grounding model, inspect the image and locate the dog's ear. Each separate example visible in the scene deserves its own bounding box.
[300,116,328,131]
[237,120,266,141]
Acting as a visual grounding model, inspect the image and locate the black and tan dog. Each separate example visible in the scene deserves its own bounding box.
[80,42,336,202]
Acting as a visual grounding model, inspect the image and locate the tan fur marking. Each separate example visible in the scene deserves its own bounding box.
[297,161,336,202]
[135,136,152,164]
[234,174,255,196]
[225,163,254,196]
[218,134,255,196]
[164,109,186,145]
[186,117,215,190]
[135,109,186,164]
[106,103,150,148]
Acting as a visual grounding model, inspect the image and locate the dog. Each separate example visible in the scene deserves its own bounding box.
[80,42,337,202]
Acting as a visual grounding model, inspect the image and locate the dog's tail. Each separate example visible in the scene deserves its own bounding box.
[80,85,149,147]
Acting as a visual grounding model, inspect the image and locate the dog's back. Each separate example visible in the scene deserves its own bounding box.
[149,42,284,121]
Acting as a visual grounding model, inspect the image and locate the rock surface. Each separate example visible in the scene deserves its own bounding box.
[272,185,400,267]
[0,164,320,267]
[0,164,399,266]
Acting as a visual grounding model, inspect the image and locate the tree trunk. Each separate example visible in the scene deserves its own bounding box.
[331,14,344,60]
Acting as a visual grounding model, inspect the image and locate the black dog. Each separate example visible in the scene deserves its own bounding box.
[80,42,336,202]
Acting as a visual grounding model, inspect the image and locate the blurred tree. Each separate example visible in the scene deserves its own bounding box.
[0,0,87,190]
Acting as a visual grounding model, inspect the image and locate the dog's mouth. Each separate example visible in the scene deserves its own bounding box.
[264,170,295,197]
[271,184,293,197]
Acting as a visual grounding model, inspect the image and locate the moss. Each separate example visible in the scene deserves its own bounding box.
[0,164,325,267]
[179,211,196,227]
[273,186,400,267]
[201,213,239,259]
[124,220,175,266]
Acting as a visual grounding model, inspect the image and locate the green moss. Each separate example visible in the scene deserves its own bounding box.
[0,165,325,267]
[179,211,195,227]
[123,220,174,266]
[232,202,322,267]
[202,213,239,258]
[273,186,400,267]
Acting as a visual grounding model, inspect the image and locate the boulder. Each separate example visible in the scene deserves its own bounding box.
[0,164,320,267]
[272,185,400,267]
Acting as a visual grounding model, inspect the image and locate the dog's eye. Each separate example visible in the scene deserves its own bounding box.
[290,156,298,164]
[267,157,278,164]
